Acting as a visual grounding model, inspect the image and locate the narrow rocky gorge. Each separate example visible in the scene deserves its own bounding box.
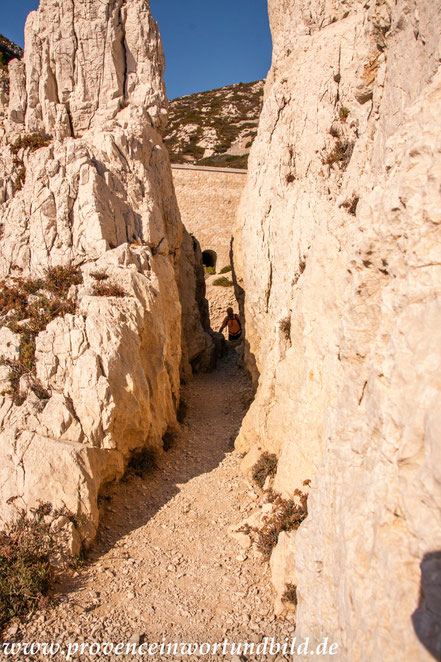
[0,0,440,660]
[5,352,299,661]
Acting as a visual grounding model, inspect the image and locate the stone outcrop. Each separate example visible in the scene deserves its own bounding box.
[0,0,212,551]
[234,0,441,659]
[7,0,166,139]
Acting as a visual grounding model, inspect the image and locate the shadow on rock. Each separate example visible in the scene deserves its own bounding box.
[412,551,441,660]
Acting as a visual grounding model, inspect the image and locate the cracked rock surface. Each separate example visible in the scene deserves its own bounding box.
[0,0,213,549]
[234,0,441,659]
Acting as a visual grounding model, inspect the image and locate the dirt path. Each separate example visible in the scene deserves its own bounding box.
[7,351,294,661]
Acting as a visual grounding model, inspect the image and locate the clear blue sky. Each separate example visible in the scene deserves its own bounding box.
[1,0,272,100]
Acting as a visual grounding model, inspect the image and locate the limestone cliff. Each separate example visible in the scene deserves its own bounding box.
[0,0,212,552]
[234,0,441,659]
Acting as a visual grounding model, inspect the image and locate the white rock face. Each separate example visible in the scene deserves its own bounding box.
[8,0,167,139]
[235,1,441,659]
[0,0,212,548]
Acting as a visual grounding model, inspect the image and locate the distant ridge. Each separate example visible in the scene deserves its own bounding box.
[0,34,23,68]
[164,80,264,170]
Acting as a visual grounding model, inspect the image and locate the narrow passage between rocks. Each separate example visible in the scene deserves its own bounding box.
[15,351,295,661]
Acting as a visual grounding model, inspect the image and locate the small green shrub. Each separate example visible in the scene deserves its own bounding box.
[204,266,216,276]
[92,282,126,298]
[198,154,249,169]
[219,265,232,274]
[183,141,204,158]
[0,281,29,319]
[0,504,58,633]
[212,276,233,287]
[21,279,44,295]
[252,453,278,489]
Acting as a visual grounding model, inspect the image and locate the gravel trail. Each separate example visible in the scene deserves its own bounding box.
[3,351,294,661]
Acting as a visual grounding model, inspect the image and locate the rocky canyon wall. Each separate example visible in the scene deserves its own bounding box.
[0,0,212,552]
[234,0,441,659]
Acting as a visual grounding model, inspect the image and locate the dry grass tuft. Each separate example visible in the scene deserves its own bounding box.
[10,133,50,156]
[0,267,82,403]
[90,271,109,282]
[282,583,298,606]
[92,282,126,298]
[322,139,353,170]
[342,195,359,216]
[0,504,58,633]
[255,491,308,560]
[212,276,233,287]
[339,106,350,122]
[279,316,291,339]
[252,453,278,489]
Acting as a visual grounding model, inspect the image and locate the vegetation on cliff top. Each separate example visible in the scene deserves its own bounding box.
[164,80,264,169]
[0,34,23,69]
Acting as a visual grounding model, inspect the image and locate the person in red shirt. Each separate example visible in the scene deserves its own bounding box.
[219,307,242,341]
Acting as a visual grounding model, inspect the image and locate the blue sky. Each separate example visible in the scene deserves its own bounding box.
[0,0,272,100]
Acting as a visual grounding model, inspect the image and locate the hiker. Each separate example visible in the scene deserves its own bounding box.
[219,307,242,341]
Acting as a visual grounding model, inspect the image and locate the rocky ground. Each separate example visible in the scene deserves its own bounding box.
[2,350,295,661]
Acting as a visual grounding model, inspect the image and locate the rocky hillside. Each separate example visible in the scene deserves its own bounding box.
[164,80,264,169]
[234,0,441,660]
[0,34,22,68]
[0,34,22,114]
